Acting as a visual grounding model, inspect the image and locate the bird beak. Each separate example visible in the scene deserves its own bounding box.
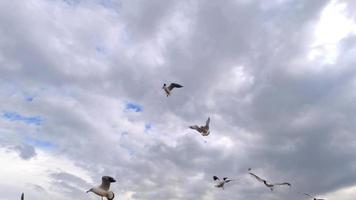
[86,190,91,193]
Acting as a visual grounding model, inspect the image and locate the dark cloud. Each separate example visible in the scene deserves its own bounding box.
[13,144,37,160]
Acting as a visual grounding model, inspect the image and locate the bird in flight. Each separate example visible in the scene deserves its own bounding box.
[21,193,24,200]
[162,83,183,97]
[87,176,116,200]
[213,176,236,190]
[300,192,325,200]
[248,169,291,191]
[189,117,210,136]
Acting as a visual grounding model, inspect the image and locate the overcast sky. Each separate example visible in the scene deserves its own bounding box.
[1,0,356,199]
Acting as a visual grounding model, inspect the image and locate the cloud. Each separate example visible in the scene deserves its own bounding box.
[0,0,356,199]
[12,144,37,160]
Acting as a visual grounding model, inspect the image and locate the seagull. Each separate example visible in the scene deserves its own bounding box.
[21,193,24,200]
[162,83,183,97]
[87,176,116,200]
[300,192,325,200]
[189,117,210,136]
[213,176,236,190]
[248,170,291,191]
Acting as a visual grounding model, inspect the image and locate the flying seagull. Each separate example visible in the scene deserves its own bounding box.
[21,193,24,200]
[248,170,291,191]
[189,117,210,136]
[162,83,183,97]
[213,176,236,190]
[87,176,116,200]
[300,192,325,200]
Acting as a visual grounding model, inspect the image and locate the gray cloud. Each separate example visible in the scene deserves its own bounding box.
[12,144,37,160]
[1,0,356,199]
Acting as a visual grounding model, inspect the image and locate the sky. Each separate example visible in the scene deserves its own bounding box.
[0,0,356,199]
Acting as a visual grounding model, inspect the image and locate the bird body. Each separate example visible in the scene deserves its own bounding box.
[249,171,291,191]
[162,83,183,97]
[190,117,210,136]
[213,176,235,190]
[87,176,116,200]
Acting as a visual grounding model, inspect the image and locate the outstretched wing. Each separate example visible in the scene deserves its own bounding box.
[21,193,24,200]
[168,83,183,90]
[273,182,291,187]
[213,176,220,181]
[302,193,314,198]
[249,172,266,183]
[205,117,210,129]
[189,125,200,131]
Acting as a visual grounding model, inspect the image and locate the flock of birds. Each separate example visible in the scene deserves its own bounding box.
[18,82,325,200]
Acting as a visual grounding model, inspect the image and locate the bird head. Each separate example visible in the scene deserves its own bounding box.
[103,176,116,183]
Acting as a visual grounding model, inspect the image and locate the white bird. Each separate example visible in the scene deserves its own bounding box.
[213,176,236,190]
[21,193,24,200]
[189,117,210,136]
[300,192,325,200]
[248,169,291,191]
[87,176,116,200]
[162,83,183,97]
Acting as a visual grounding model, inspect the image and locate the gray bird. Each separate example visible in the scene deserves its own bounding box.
[189,117,210,136]
[213,176,236,190]
[21,193,24,200]
[162,83,183,97]
[248,170,291,191]
[87,176,116,200]
[301,192,325,200]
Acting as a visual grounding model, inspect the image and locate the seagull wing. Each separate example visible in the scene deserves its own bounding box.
[302,193,314,198]
[273,182,291,187]
[224,179,237,183]
[205,117,210,129]
[21,193,24,200]
[189,125,199,130]
[249,172,266,183]
[213,176,220,181]
[168,83,183,91]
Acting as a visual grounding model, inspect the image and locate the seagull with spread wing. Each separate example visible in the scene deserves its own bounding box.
[162,83,183,97]
[213,176,236,190]
[300,192,325,200]
[248,169,291,191]
[87,176,116,200]
[190,117,210,136]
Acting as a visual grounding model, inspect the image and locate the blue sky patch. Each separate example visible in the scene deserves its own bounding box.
[125,102,143,112]
[2,111,43,126]
[25,96,35,102]
[26,138,55,150]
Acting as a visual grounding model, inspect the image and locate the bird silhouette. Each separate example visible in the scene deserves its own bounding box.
[162,83,183,97]
[87,176,116,200]
[189,117,210,136]
[248,169,291,191]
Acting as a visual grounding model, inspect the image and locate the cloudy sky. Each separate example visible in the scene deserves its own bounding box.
[1,0,356,199]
